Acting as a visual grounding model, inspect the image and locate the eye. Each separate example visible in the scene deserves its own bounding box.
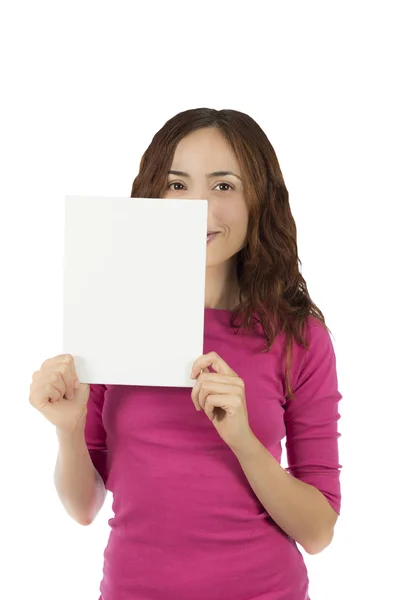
[215,183,234,192]
[167,181,234,192]
[167,182,185,190]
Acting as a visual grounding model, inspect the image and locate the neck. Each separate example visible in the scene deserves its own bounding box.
[204,258,240,311]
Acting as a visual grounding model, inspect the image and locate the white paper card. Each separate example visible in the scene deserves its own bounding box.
[62,195,208,388]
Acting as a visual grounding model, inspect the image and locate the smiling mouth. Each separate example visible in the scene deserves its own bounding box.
[207,232,219,243]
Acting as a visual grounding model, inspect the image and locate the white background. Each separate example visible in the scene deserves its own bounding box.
[1,1,398,599]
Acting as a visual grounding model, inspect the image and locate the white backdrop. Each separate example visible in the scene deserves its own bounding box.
[1,1,398,599]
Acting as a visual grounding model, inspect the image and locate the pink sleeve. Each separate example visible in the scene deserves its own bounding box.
[283,320,343,515]
[84,384,109,487]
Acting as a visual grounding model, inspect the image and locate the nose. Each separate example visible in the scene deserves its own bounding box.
[184,192,208,201]
[184,191,216,205]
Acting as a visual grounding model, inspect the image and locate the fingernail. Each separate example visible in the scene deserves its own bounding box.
[74,379,80,389]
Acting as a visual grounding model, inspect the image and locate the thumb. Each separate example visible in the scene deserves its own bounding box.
[73,382,90,405]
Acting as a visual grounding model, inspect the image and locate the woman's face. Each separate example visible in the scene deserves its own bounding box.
[163,127,249,268]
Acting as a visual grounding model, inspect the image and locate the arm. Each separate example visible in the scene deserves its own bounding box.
[235,320,342,555]
[54,424,107,526]
[232,433,338,554]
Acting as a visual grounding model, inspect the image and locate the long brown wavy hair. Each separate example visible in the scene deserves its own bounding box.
[130,108,332,401]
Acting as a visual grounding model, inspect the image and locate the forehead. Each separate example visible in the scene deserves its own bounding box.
[172,128,239,169]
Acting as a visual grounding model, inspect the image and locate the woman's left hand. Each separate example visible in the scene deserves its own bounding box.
[190,351,255,452]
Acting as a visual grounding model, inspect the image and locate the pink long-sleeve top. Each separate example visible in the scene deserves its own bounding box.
[85,308,342,600]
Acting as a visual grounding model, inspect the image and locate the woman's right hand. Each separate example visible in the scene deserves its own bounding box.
[29,354,90,434]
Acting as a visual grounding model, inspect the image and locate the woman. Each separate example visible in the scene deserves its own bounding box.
[30,108,342,600]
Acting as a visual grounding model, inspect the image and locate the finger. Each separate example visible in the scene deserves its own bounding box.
[191,372,238,408]
[60,354,80,398]
[44,372,71,402]
[204,396,217,421]
[48,366,73,400]
[30,379,63,409]
[198,383,240,410]
[45,381,66,404]
[204,395,230,421]
[190,365,210,382]
[191,352,237,378]
[46,356,78,400]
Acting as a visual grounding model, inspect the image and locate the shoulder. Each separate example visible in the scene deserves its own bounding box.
[289,315,337,392]
[303,315,335,352]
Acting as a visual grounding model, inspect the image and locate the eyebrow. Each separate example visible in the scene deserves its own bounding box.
[168,169,242,181]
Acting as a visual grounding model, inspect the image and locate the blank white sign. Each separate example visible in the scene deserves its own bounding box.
[62,195,208,388]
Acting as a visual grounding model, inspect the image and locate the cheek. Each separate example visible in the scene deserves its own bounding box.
[215,203,248,231]
[239,212,249,232]
[229,212,249,239]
